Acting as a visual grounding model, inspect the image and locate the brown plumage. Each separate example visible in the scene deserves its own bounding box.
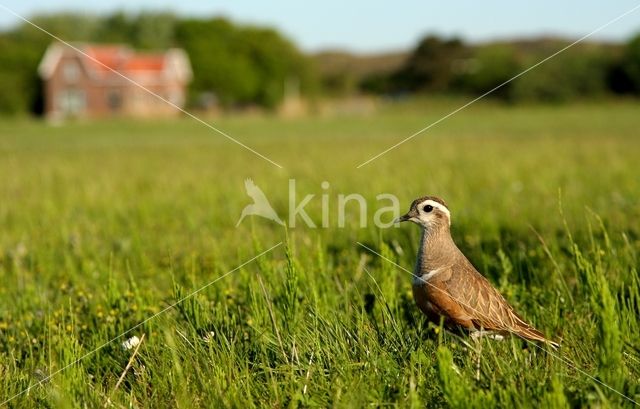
[397,196,559,348]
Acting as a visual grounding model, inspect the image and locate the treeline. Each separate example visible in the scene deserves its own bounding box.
[0,12,316,114]
[358,34,640,102]
[1,12,640,115]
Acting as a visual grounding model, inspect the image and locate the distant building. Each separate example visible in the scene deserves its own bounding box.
[38,42,192,119]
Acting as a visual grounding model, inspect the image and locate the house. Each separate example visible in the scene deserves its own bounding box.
[38,42,192,119]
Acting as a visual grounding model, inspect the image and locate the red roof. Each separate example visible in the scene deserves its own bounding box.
[124,56,166,71]
[83,45,166,74]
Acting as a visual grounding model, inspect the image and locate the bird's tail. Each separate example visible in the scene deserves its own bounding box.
[516,325,560,349]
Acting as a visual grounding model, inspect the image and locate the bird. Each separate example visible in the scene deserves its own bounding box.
[236,179,284,227]
[396,196,559,348]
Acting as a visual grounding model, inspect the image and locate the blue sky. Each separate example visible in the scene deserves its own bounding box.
[1,1,639,52]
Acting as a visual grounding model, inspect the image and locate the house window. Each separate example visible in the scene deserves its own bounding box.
[107,90,123,111]
[58,89,86,115]
[63,62,80,83]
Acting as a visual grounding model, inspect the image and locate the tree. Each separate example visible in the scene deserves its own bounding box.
[174,18,261,107]
[174,18,314,109]
[130,13,176,50]
[392,35,468,92]
[609,33,640,94]
[452,44,521,99]
[510,47,611,102]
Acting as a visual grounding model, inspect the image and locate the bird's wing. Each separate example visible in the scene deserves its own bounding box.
[244,178,256,192]
[244,179,269,202]
[445,256,555,344]
[424,270,475,328]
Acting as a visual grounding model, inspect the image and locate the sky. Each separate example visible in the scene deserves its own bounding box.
[1,1,639,53]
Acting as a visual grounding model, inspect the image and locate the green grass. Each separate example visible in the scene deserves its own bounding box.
[1,98,639,407]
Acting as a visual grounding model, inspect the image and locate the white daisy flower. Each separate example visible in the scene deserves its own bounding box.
[122,335,141,350]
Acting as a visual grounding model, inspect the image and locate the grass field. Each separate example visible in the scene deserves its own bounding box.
[1,98,639,407]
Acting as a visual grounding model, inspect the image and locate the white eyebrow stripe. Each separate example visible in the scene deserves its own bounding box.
[419,199,451,224]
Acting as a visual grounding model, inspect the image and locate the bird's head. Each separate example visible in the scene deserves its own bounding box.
[395,196,451,230]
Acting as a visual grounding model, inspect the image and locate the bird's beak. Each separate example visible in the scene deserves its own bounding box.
[394,213,411,224]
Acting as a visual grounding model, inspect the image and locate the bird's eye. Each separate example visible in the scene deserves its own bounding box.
[423,205,433,213]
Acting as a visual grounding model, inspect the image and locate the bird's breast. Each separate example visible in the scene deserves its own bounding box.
[412,284,441,320]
